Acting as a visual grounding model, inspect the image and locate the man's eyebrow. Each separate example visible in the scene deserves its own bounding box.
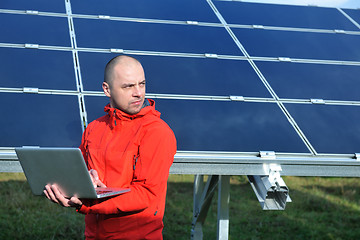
[121,83,135,87]
[121,80,146,88]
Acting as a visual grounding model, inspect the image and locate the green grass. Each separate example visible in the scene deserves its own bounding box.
[1,173,360,239]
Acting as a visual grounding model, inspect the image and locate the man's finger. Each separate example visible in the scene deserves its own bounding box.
[51,184,70,207]
[45,184,59,204]
[89,169,99,187]
[69,197,83,207]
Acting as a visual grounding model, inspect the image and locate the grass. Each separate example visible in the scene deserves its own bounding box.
[1,173,360,239]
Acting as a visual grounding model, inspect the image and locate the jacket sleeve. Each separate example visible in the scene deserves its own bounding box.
[77,123,176,215]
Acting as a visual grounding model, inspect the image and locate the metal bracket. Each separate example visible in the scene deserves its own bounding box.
[278,57,292,62]
[24,44,39,49]
[204,53,218,58]
[23,87,39,94]
[252,25,264,29]
[26,10,39,15]
[311,98,325,104]
[110,48,124,53]
[187,21,199,25]
[98,15,111,19]
[334,29,346,34]
[229,96,244,102]
[248,164,291,210]
[260,151,276,160]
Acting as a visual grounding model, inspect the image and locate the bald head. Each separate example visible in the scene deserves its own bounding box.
[102,55,146,114]
[104,55,143,87]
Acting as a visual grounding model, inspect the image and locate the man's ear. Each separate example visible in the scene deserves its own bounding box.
[102,82,111,98]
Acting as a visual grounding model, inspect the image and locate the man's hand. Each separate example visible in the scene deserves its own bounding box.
[89,169,106,188]
[44,184,83,208]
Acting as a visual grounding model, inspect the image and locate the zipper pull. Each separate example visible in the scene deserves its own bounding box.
[113,109,117,126]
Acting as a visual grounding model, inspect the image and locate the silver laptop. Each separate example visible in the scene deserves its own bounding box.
[15,147,130,199]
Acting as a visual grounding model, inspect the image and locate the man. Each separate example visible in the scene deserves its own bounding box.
[44,55,177,239]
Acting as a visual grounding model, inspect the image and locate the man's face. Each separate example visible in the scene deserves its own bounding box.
[103,62,146,115]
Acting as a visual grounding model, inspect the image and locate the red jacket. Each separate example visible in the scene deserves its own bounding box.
[77,99,176,240]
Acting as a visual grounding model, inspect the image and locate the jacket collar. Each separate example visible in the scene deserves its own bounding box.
[104,99,159,121]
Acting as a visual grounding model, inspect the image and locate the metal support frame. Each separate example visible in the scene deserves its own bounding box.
[248,164,291,210]
[191,175,230,240]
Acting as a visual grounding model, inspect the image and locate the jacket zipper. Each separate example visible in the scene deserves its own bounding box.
[113,109,117,126]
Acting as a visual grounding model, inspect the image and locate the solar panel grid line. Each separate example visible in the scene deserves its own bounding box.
[66,0,88,129]
[228,23,360,35]
[0,88,79,96]
[70,13,224,28]
[65,5,356,37]
[2,42,358,68]
[251,56,360,66]
[0,8,67,18]
[81,91,276,103]
[1,4,359,38]
[76,47,211,58]
[279,98,360,106]
[337,8,360,30]
[207,0,319,155]
[2,86,360,108]
[0,43,72,52]
[81,90,360,107]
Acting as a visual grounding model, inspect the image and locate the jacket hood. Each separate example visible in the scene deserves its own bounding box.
[104,99,160,121]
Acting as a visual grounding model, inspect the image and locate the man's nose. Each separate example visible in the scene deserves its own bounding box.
[133,85,141,97]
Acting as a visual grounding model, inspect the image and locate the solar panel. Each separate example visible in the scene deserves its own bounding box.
[79,52,270,96]
[70,0,219,23]
[74,18,240,55]
[255,61,360,101]
[232,28,360,61]
[214,1,359,30]
[285,103,360,154]
[0,0,65,13]
[0,48,76,90]
[0,93,82,147]
[0,13,70,46]
[0,0,359,155]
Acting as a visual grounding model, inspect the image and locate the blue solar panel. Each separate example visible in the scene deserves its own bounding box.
[156,99,310,153]
[84,96,310,153]
[70,0,219,23]
[0,0,66,13]
[285,103,360,154]
[256,61,360,101]
[74,18,241,55]
[232,28,360,61]
[0,0,359,155]
[0,13,70,46]
[78,52,270,97]
[214,1,359,31]
[344,9,360,25]
[0,48,76,90]
[0,93,82,147]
